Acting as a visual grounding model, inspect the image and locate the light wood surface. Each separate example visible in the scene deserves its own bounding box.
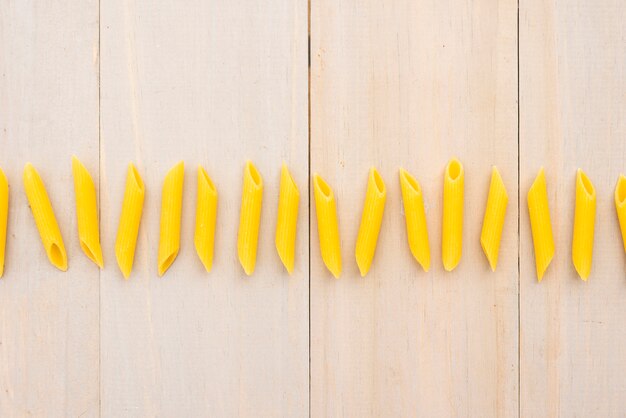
[0,1,100,415]
[520,0,626,416]
[0,0,625,416]
[99,0,308,416]
[310,0,519,416]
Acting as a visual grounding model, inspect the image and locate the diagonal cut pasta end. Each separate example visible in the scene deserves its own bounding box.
[572,169,596,281]
[49,242,68,272]
[480,166,508,272]
[615,174,626,254]
[81,240,104,269]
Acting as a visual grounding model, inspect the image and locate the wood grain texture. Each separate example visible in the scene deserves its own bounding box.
[310,0,518,416]
[0,0,100,415]
[99,0,308,416]
[520,0,626,416]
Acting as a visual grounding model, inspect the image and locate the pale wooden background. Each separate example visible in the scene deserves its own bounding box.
[0,0,624,417]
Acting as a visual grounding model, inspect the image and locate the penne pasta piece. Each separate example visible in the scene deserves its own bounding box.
[23,163,67,271]
[399,168,430,272]
[313,174,341,278]
[237,161,263,275]
[442,158,464,271]
[616,174,626,253]
[572,169,596,280]
[71,156,103,268]
[0,169,8,277]
[275,163,299,274]
[115,163,145,279]
[194,165,218,273]
[527,168,555,281]
[158,161,185,276]
[355,168,386,276]
[480,166,508,271]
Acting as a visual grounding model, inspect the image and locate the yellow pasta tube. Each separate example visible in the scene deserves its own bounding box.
[399,168,430,272]
[115,163,145,279]
[237,161,263,275]
[572,169,596,280]
[616,174,626,253]
[442,158,464,271]
[0,169,8,277]
[527,168,555,282]
[71,156,103,268]
[23,163,67,271]
[194,165,218,273]
[275,163,299,274]
[313,174,341,278]
[480,166,508,271]
[355,168,386,276]
[158,161,185,276]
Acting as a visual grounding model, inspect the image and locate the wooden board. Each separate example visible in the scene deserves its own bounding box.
[0,0,100,415]
[99,0,309,416]
[310,0,519,416]
[519,0,626,416]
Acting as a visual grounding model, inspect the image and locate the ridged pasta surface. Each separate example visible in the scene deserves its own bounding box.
[194,165,217,273]
[313,174,341,278]
[527,168,555,281]
[0,169,8,277]
[572,169,596,280]
[355,168,386,277]
[237,161,263,275]
[275,164,299,274]
[158,162,185,276]
[23,163,67,271]
[615,174,626,253]
[115,163,145,279]
[442,158,464,271]
[72,156,103,268]
[480,166,508,271]
[399,168,430,272]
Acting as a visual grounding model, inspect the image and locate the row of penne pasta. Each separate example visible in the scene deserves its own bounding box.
[0,158,624,280]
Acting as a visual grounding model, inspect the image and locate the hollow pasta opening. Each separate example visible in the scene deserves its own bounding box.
[246,162,262,188]
[371,169,385,194]
[314,175,332,199]
[199,166,216,194]
[617,177,626,205]
[400,169,421,194]
[447,159,462,181]
[129,164,145,192]
[49,243,64,267]
[578,170,595,197]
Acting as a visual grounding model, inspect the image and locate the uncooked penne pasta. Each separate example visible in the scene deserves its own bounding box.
[572,169,596,280]
[527,168,555,281]
[23,163,67,271]
[616,174,626,253]
[399,168,430,272]
[158,161,185,276]
[480,166,508,271]
[115,163,145,279]
[194,165,217,273]
[71,156,103,268]
[237,161,263,275]
[313,174,341,278]
[355,168,386,276]
[275,164,299,274]
[442,158,464,271]
[0,169,8,277]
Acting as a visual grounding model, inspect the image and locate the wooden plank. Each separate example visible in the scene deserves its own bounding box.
[520,0,626,416]
[99,0,309,416]
[310,0,518,416]
[0,0,100,415]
